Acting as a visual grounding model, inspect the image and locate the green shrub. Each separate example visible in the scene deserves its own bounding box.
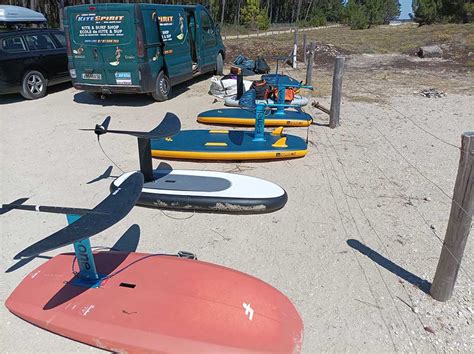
[241,0,270,30]
[309,10,328,27]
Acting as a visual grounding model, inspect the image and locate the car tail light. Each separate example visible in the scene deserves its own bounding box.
[136,26,145,58]
[69,69,77,78]
[65,30,72,56]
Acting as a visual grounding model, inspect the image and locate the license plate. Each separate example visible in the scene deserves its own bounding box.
[82,73,102,80]
[115,72,132,85]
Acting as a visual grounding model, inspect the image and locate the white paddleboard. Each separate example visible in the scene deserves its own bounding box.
[112,170,287,213]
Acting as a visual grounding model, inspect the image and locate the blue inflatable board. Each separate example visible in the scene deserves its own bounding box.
[151,128,307,161]
[197,108,312,127]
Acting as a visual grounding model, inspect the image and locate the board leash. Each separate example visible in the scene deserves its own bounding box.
[70,251,197,279]
[98,138,125,173]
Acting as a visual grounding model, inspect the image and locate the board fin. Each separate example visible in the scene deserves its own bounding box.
[13,172,144,260]
[272,137,288,148]
[272,126,284,136]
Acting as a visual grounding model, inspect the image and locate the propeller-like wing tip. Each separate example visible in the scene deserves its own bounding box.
[94,124,107,136]
[102,116,111,130]
[93,116,111,136]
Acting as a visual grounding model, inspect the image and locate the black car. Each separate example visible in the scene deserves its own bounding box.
[0,28,69,99]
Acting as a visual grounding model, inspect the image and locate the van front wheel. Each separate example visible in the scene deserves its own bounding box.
[215,53,224,75]
[151,71,171,102]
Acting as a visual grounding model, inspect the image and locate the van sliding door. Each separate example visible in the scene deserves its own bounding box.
[198,10,217,72]
[142,8,164,87]
[156,8,193,85]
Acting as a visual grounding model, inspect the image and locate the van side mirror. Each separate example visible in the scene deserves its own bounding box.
[215,24,221,35]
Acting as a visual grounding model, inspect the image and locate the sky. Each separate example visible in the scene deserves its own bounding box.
[399,0,413,19]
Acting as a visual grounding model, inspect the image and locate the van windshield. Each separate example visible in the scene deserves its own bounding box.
[71,11,131,46]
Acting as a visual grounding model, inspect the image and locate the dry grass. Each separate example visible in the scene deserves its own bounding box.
[226,23,474,66]
[276,23,473,55]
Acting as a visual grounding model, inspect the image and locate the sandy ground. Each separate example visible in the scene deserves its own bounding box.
[0,58,473,353]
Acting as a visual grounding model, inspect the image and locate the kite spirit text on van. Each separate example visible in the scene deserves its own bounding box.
[76,14,125,23]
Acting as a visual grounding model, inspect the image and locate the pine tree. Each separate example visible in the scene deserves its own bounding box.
[382,0,401,24]
[347,0,369,29]
[412,0,442,25]
[440,0,467,22]
[365,0,384,26]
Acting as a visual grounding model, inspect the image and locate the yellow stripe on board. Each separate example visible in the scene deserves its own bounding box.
[205,142,228,147]
[209,130,229,134]
[152,149,307,160]
[197,117,312,127]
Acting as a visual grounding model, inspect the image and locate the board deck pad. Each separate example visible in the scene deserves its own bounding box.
[197,108,313,127]
[151,130,308,160]
[111,170,288,213]
[6,252,303,353]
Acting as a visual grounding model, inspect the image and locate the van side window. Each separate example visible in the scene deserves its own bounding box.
[25,34,56,51]
[201,12,214,35]
[1,36,27,52]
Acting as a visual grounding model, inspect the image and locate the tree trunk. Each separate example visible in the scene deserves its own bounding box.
[58,0,64,30]
[305,0,314,21]
[296,0,302,22]
[235,0,241,25]
[220,0,226,26]
[269,1,273,23]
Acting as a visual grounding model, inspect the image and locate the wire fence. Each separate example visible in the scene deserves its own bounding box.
[222,24,341,41]
[310,82,473,282]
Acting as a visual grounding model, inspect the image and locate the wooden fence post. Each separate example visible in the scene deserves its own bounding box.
[292,29,298,69]
[305,42,315,86]
[329,56,344,129]
[430,132,474,301]
[303,33,307,64]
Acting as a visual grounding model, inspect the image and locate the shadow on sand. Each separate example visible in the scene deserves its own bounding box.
[0,81,72,105]
[347,239,431,294]
[73,72,214,107]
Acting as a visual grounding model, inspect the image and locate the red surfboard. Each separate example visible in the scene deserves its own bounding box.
[6,251,303,353]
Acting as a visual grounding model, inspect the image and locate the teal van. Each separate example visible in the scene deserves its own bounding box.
[64,3,225,101]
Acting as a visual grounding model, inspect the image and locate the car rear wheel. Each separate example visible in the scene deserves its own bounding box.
[21,70,47,100]
[215,52,224,75]
[151,71,171,102]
